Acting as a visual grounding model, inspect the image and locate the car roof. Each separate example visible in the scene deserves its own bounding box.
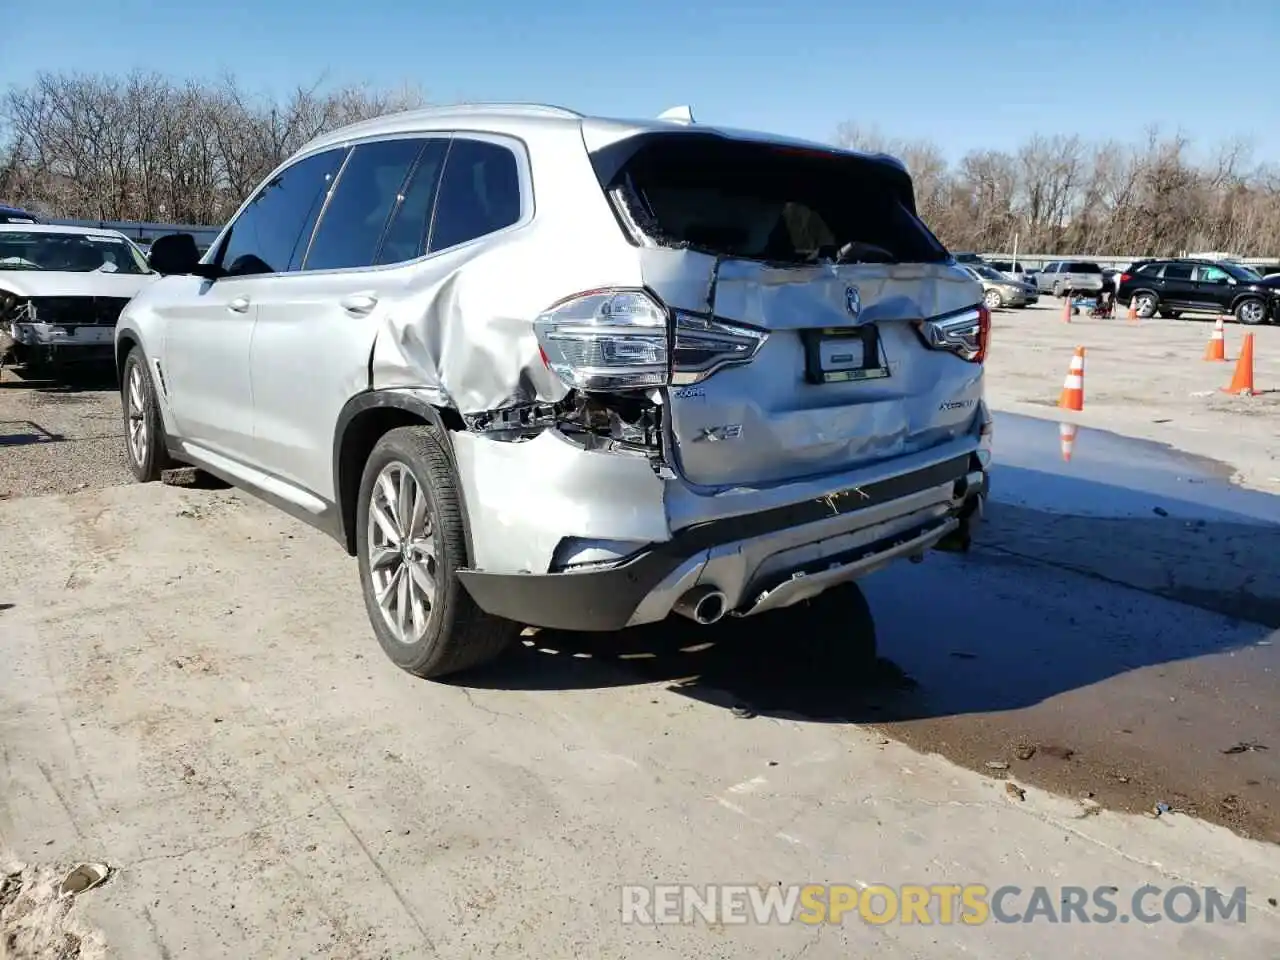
[297,101,909,172]
[0,223,130,240]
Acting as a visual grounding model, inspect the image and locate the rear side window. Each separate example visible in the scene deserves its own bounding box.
[218,148,347,276]
[303,138,429,272]
[375,139,449,265]
[600,135,947,265]
[429,139,523,252]
[1042,263,1059,273]
[1163,263,1194,280]
[1066,262,1101,273]
[1135,262,1162,276]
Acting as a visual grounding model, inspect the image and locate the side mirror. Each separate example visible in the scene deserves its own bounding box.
[147,232,220,278]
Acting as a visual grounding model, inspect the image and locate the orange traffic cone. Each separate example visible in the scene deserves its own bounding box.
[1059,421,1078,462]
[1058,346,1085,411]
[1221,333,1255,396]
[1203,317,1226,362]
[1126,300,1138,323]
[1062,297,1072,324]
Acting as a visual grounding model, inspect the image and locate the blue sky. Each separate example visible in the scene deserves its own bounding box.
[5,0,1275,164]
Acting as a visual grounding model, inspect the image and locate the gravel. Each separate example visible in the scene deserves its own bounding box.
[0,364,130,500]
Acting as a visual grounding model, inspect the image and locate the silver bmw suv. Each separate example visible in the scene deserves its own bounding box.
[117,103,991,679]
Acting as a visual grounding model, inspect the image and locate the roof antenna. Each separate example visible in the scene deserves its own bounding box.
[657,105,695,125]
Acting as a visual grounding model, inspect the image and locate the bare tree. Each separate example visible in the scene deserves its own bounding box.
[836,119,1279,258]
[0,71,427,224]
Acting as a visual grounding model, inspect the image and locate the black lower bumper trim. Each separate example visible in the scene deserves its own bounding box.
[458,453,983,631]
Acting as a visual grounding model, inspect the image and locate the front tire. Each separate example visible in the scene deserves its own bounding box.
[983,289,1003,311]
[1235,298,1267,326]
[355,425,518,679]
[121,346,174,482]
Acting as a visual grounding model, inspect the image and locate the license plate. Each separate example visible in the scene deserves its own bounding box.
[802,325,890,385]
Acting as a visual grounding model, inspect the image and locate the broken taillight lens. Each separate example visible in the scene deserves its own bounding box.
[534,288,767,391]
[915,304,990,363]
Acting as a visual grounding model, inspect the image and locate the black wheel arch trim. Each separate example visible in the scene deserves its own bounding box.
[332,388,475,559]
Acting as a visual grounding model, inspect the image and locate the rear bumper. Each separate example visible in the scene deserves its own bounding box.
[457,452,987,632]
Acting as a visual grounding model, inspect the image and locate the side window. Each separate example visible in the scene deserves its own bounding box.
[1136,262,1162,276]
[1196,265,1230,284]
[303,138,429,272]
[1162,263,1194,281]
[1043,262,1059,273]
[374,139,449,266]
[429,139,523,252]
[218,148,346,276]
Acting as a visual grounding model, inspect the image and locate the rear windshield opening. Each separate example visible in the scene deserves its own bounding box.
[1066,262,1102,273]
[601,135,948,266]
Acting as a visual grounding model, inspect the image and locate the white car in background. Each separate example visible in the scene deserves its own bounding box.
[0,224,158,372]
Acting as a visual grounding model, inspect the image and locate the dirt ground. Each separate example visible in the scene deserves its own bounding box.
[1,300,1279,958]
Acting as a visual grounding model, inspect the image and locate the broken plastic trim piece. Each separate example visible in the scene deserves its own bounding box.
[463,398,573,434]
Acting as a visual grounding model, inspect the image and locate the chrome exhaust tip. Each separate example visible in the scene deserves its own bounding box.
[674,586,728,625]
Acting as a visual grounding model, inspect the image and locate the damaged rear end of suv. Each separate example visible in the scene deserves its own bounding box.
[118,104,990,680]
[455,122,991,642]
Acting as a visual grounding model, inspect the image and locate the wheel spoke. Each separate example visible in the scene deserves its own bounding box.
[370,544,400,570]
[377,566,403,612]
[371,502,400,546]
[408,556,436,600]
[408,482,428,539]
[397,469,414,535]
[129,374,143,414]
[395,565,411,637]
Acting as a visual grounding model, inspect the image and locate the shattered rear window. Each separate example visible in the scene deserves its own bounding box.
[599,134,948,266]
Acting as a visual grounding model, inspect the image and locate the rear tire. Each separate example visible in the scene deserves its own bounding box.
[1158,309,1181,319]
[122,346,175,482]
[983,289,1003,311]
[355,425,519,679]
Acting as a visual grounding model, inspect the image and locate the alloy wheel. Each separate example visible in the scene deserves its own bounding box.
[126,362,148,467]
[1238,300,1266,325]
[366,461,440,645]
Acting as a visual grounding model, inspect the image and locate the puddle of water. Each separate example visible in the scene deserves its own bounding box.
[988,411,1280,524]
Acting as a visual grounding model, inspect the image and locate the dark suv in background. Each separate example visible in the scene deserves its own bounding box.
[1116,259,1279,325]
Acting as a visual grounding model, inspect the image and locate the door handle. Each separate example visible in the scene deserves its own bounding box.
[340,292,379,315]
[227,296,250,313]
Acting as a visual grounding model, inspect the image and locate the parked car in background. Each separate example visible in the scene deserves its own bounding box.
[962,263,1036,309]
[0,224,157,371]
[952,252,985,264]
[1116,258,1280,324]
[117,102,991,680]
[0,204,41,224]
[1033,260,1104,297]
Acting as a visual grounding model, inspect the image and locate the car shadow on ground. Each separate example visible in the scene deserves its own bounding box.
[0,361,117,392]
[461,458,1280,728]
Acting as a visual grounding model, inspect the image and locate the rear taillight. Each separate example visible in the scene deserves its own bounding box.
[534,288,767,391]
[915,304,990,364]
[1119,273,1131,284]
